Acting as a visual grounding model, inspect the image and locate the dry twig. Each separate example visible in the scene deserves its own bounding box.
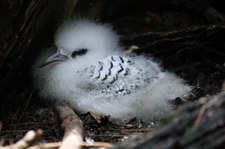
[28,141,113,149]
[55,104,83,149]
[0,129,43,149]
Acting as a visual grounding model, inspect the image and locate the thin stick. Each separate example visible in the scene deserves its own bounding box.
[194,102,207,126]
[28,141,113,149]
[0,129,43,149]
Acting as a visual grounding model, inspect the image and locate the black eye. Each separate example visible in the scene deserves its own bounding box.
[71,48,88,58]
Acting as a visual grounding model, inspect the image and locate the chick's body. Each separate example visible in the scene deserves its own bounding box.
[33,19,191,122]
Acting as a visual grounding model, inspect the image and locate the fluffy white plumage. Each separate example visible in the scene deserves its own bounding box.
[32,19,192,122]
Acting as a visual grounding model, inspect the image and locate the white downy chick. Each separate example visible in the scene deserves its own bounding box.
[32,19,192,122]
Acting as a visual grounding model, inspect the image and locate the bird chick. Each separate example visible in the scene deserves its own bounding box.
[32,19,192,122]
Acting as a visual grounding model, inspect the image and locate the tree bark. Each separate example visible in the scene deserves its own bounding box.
[116,93,225,149]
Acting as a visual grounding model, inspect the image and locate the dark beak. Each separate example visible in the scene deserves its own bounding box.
[39,51,68,68]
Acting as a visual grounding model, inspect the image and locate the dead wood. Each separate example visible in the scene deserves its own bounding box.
[0,130,43,149]
[116,93,225,149]
[55,104,83,149]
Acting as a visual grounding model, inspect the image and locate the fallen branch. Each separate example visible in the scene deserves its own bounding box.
[55,104,83,149]
[116,93,225,149]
